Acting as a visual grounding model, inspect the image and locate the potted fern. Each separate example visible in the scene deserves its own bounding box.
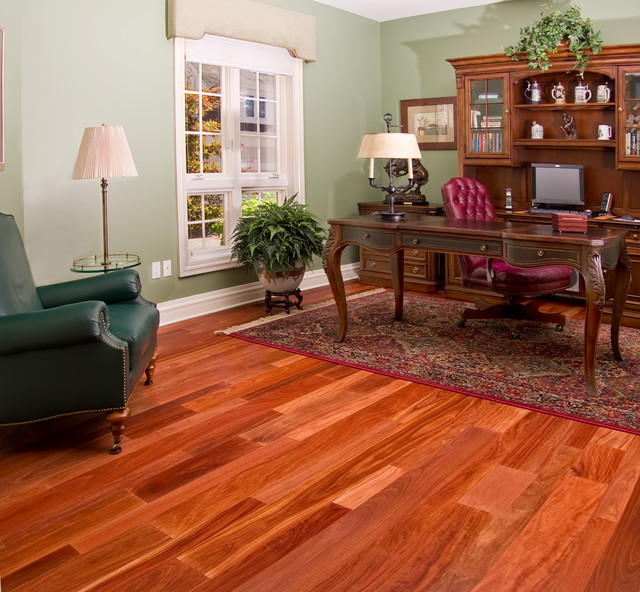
[503,4,603,78]
[230,194,327,294]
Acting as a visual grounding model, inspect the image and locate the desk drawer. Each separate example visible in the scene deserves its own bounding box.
[505,243,580,266]
[342,227,396,249]
[402,233,502,256]
[361,251,427,278]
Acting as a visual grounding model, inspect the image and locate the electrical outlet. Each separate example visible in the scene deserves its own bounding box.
[151,261,161,279]
[163,260,172,277]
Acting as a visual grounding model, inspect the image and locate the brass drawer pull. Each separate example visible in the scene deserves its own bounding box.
[412,238,420,245]
[362,233,370,239]
[537,250,545,257]
[370,261,376,268]
[480,244,487,251]
[633,234,638,241]
[412,266,419,274]
[412,249,419,256]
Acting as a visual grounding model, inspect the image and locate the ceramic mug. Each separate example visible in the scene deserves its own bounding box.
[598,124,612,140]
[531,122,544,139]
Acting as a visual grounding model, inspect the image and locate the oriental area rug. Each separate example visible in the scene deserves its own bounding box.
[220,290,640,435]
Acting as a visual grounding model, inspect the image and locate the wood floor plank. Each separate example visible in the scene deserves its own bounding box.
[458,465,537,515]
[9,524,170,592]
[231,426,503,592]
[587,468,640,591]
[80,497,265,592]
[2,282,640,592]
[0,490,145,575]
[427,442,586,592]
[472,474,607,591]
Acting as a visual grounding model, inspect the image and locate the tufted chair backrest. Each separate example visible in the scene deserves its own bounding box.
[0,212,43,316]
[441,177,497,222]
[440,178,497,288]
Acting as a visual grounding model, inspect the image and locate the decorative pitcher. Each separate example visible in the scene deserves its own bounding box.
[551,82,566,104]
[524,80,542,104]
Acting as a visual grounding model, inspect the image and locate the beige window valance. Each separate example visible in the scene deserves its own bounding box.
[167,0,316,62]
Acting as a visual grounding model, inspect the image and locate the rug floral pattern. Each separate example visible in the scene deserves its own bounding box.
[228,292,640,434]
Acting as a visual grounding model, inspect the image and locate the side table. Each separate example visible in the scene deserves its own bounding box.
[71,253,141,273]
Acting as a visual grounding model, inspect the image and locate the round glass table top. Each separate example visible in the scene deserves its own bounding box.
[71,253,141,273]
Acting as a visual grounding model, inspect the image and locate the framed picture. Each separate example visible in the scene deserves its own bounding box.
[401,97,457,150]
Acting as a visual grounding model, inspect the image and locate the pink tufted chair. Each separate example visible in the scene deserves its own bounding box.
[441,177,572,336]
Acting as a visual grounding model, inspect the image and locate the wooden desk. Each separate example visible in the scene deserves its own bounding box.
[323,214,630,397]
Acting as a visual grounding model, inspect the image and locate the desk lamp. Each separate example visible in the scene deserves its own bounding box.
[72,124,138,268]
[358,113,421,219]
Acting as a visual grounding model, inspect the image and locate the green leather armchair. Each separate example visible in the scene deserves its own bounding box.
[0,212,159,454]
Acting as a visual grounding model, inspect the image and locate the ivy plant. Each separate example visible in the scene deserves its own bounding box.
[503,4,603,77]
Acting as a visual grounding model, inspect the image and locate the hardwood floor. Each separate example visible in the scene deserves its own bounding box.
[1,281,640,591]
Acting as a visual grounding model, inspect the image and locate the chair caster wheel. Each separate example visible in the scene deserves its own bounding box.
[556,324,564,332]
[457,319,466,328]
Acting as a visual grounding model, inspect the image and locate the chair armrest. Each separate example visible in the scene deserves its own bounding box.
[37,269,142,308]
[0,301,116,355]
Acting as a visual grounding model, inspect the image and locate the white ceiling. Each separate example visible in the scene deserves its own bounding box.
[313,0,506,22]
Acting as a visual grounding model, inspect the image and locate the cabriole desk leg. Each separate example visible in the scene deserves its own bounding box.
[610,241,631,361]
[389,249,404,321]
[583,253,605,398]
[323,227,348,343]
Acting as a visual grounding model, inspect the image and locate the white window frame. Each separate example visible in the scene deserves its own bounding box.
[174,35,305,277]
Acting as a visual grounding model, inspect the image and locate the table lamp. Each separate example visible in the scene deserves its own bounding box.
[72,124,138,268]
[358,113,421,219]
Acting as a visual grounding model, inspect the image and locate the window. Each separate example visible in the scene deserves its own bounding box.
[174,35,304,276]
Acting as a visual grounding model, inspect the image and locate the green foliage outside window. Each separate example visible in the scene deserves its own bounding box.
[187,192,278,246]
[185,94,222,173]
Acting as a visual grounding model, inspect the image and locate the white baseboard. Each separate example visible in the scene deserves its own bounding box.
[157,262,361,326]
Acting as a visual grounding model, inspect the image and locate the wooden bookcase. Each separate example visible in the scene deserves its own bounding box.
[444,44,640,325]
[447,44,640,214]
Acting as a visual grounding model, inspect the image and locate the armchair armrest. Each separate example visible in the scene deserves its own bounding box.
[37,269,142,309]
[0,301,118,355]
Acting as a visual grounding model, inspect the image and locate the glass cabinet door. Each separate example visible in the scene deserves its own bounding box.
[466,75,509,159]
[618,68,640,169]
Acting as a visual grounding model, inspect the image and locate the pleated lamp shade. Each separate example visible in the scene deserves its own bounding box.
[72,124,138,180]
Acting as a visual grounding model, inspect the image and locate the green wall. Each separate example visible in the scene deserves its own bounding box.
[1,0,639,305]
[0,0,381,304]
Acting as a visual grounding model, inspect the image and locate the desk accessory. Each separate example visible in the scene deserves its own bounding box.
[505,188,513,211]
[599,192,613,214]
[551,212,588,232]
[358,113,421,220]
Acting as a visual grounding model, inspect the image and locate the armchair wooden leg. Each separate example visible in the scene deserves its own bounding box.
[106,407,131,455]
[144,348,159,385]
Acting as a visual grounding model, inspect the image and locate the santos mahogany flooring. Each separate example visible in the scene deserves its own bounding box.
[1,281,640,591]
